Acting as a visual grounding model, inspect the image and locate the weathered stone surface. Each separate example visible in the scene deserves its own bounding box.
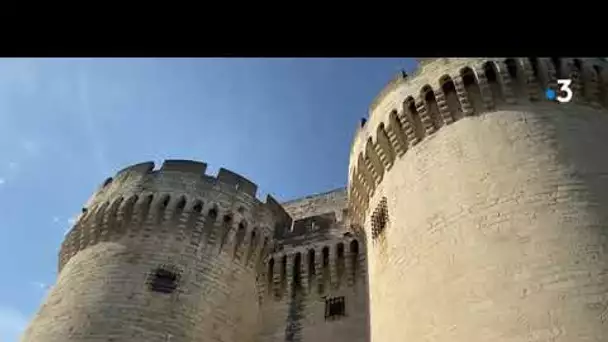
[22,57,608,342]
[351,58,608,342]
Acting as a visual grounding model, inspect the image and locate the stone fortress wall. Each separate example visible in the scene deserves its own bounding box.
[21,57,608,342]
[21,161,368,342]
[348,57,608,341]
[256,189,369,342]
[21,160,291,342]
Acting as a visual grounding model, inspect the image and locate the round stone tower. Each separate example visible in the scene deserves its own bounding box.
[348,58,608,341]
[21,160,290,342]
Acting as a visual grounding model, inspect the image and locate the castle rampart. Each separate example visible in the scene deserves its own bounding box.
[60,159,290,271]
[22,57,608,342]
[23,160,290,342]
[263,235,363,300]
[348,58,608,225]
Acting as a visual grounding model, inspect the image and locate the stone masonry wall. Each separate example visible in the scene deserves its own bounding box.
[366,105,608,341]
[25,56,608,342]
[349,57,608,341]
[257,190,370,342]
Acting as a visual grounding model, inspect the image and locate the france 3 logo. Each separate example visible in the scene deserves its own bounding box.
[545,79,573,103]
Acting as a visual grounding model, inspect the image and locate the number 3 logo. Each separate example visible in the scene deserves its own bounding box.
[557,79,573,103]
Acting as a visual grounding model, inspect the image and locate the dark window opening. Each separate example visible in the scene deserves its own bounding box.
[148,267,179,294]
[422,86,442,129]
[595,65,605,102]
[193,201,203,213]
[441,76,456,94]
[351,239,359,253]
[293,253,302,292]
[281,255,287,292]
[441,75,463,120]
[422,86,433,98]
[406,98,417,114]
[223,214,233,226]
[176,197,186,210]
[551,57,562,78]
[307,249,316,278]
[350,239,359,279]
[322,247,329,267]
[574,59,583,73]
[246,229,257,261]
[208,207,218,220]
[337,243,344,259]
[371,197,389,240]
[405,97,425,140]
[594,65,603,80]
[325,296,346,320]
[529,58,539,78]
[528,58,544,91]
[483,62,502,103]
[336,243,345,280]
[267,258,274,294]
[505,59,518,79]
[461,67,476,86]
[460,67,483,111]
[504,59,524,97]
[483,62,498,83]
[161,196,170,208]
[250,230,257,246]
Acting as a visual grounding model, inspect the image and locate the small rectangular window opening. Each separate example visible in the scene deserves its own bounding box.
[148,267,179,294]
[324,296,346,320]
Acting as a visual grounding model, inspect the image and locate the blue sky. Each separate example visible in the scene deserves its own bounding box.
[0,57,416,341]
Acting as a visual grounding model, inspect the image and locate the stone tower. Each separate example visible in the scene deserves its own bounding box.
[21,160,291,342]
[347,57,608,341]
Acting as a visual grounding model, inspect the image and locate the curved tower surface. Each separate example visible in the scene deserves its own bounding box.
[21,160,290,342]
[348,57,608,341]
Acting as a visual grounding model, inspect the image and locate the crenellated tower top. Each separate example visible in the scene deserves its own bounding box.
[60,159,292,271]
[347,57,608,227]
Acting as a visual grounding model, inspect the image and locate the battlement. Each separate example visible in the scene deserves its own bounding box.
[348,57,608,224]
[367,59,451,116]
[260,233,365,302]
[91,159,259,202]
[61,159,292,272]
[84,159,283,220]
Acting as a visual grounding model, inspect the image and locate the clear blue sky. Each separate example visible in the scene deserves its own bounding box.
[0,58,416,341]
